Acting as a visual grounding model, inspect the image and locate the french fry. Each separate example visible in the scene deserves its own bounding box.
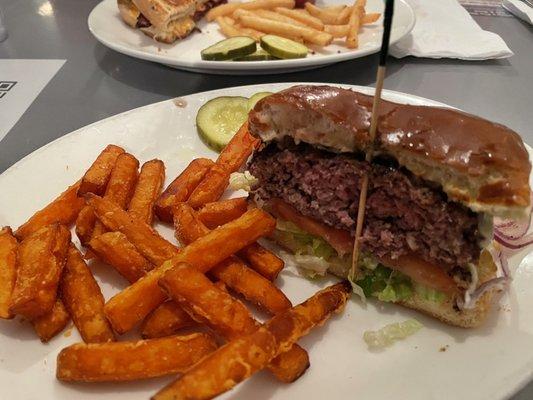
[153,282,351,400]
[187,122,258,209]
[274,7,324,30]
[89,232,153,283]
[87,195,180,267]
[325,17,380,39]
[236,25,267,42]
[335,5,352,24]
[238,242,284,281]
[56,333,218,382]
[252,9,307,27]
[235,12,333,46]
[155,158,214,223]
[304,3,340,24]
[216,16,244,38]
[346,0,365,49]
[91,152,140,239]
[363,12,380,24]
[60,245,115,343]
[9,224,70,319]
[324,5,346,13]
[78,144,125,195]
[207,0,295,22]
[14,181,84,240]
[141,301,196,339]
[325,24,349,38]
[175,203,287,307]
[0,227,18,319]
[197,197,248,229]
[159,263,309,383]
[100,201,275,334]
[32,299,70,343]
[128,159,165,225]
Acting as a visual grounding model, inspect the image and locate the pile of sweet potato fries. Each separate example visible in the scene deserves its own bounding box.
[0,122,351,399]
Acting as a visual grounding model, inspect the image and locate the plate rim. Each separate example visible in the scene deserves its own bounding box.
[87,0,415,72]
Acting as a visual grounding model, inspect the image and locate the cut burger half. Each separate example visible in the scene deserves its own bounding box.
[246,85,531,328]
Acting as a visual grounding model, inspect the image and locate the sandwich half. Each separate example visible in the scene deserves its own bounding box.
[118,0,226,43]
[246,85,531,328]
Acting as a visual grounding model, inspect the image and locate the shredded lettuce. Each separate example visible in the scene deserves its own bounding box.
[276,219,446,304]
[414,283,446,303]
[276,220,336,260]
[229,171,258,192]
[363,319,423,348]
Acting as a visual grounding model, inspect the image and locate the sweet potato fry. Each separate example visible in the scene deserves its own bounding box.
[238,242,284,281]
[61,245,115,343]
[188,123,258,209]
[159,263,308,383]
[174,203,289,312]
[103,206,275,334]
[155,158,214,223]
[160,263,257,340]
[15,181,84,240]
[78,144,125,195]
[9,224,70,319]
[91,152,140,239]
[141,301,196,339]
[89,232,153,283]
[0,227,18,319]
[197,197,248,229]
[210,258,290,314]
[74,205,97,245]
[76,153,139,244]
[32,299,70,343]
[153,282,351,400]
[57,333,218,382]
[86,195,180,266]
[128,159,165,225]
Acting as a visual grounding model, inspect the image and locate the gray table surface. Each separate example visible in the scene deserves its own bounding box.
[0,0,532,398]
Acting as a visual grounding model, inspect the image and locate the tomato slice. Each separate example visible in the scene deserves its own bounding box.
[268,198,457,294]
[380,254,457,295]
[269,198,353,256]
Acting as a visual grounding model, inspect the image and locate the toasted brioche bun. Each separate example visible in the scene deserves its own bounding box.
[248,85,531,219]
[117,0,141,28]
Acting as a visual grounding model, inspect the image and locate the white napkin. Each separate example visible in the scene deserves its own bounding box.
[390,0,513,60]
[503,0,533,24]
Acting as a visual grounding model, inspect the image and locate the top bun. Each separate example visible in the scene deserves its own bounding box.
[248,85,531,218]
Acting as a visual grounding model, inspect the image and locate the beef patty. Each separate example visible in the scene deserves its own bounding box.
[249,142,482,271]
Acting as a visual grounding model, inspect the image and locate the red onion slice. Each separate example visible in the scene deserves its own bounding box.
[494,232,533,250]
[458,277,508,310]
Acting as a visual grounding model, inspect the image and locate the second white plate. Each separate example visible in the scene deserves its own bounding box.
[88,0,415,74]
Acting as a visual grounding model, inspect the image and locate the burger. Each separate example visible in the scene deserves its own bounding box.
[245,85,531,328]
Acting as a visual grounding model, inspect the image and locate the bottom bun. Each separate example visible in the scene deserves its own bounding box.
[271,229,499,329]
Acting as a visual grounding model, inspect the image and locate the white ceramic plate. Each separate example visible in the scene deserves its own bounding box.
[87,0,415,74]
[1,83,532,400]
